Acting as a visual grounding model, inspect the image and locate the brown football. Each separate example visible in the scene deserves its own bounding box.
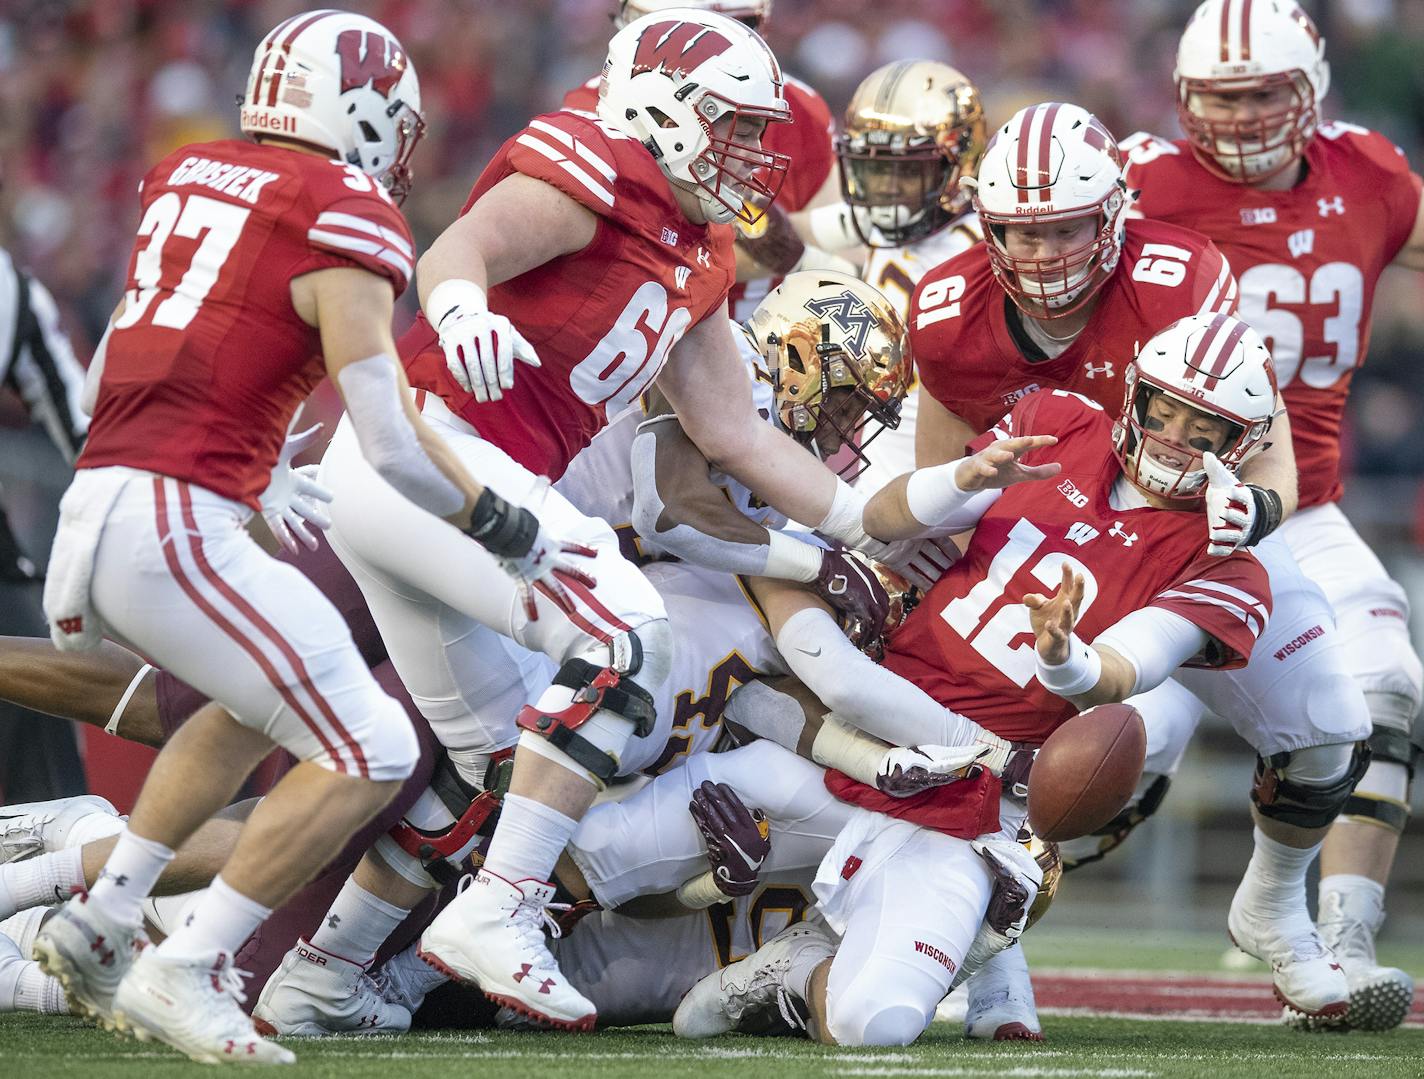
[1027,703,1147,841]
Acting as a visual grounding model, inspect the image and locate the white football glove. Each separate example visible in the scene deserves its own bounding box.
[855,533,960,591]
[1203,451,1255,556]
[428,279,540,403]
[258,424,333,556]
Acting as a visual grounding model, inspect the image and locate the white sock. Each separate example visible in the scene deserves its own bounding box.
[0,847,85,919]
[1241,827,1319,918]
[15,963,68,1015]
[308,879,410,967]
[481,793,578,885]
[157,874,270,959]
[87,829,175,927]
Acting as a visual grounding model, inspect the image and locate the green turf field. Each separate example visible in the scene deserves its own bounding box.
[4,928,1417,1077]
[1,1015,1420,1079]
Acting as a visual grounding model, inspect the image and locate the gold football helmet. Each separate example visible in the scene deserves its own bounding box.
[836,60,987,248]
[744,270,912,476]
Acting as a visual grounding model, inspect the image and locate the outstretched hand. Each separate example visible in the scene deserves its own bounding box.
[1023,562,1085,664]
[955,435,1061,493]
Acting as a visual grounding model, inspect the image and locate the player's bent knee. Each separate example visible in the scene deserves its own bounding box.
[1251,742,1368,829]
[828,996,930,1047]
[517,632,660,785]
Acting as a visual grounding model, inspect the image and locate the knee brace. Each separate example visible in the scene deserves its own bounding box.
[1340,722,1420,835]
[517,631,657,785]
[1059,774,1171,872]
[1251,742,1370,829]
[379,747,514,887]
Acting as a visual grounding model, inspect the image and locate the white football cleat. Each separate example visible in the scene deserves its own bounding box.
[964,945,1043,1042]
[371,941,448,1016]
[1290,888,1415,1032]
[672,922,833,1038]
[31,891,147,1028]
[418,870,595,1031]
[1228,890,1348,1022]
[0,796,120,864]
[253,939,410,1037]
[113,947,294,1064]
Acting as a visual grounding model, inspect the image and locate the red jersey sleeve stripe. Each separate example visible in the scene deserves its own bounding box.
[314,211,414,260]
[1196,258,1236,317]
[307,227,414,283]
[1154,586,1265,637]
[514,132,616,208]
[528,119,618,183]
[1178,576,1270,621]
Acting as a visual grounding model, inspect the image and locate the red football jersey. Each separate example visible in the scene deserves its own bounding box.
[1123,124,1424,508]
[403,111,735,479]
[912,219,1238,440]
[80,139,413,507]
[880,390,1272,745]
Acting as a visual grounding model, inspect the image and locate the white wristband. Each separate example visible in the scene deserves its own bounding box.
[427,278,487,329]
[815,477,870,549]
[1034,634,1102,698]
[763,530,824,583]
[905,461,974,527]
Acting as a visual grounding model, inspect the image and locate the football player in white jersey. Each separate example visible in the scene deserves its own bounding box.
[831,61,988,498]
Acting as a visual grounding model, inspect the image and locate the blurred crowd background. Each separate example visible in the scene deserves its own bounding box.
[0,0,1421,938]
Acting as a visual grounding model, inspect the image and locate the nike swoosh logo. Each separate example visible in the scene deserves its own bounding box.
[723,835,763,869]
[798,647,822,658]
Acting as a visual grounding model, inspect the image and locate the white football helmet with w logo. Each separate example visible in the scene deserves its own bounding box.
[240,9,425,200]
[1113,313,1277,499]
[599,11,791,225]
[965,102,1128,319]
[1175,0,1330,182]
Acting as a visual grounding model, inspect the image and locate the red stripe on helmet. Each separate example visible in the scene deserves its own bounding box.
[1200,318,1250,391]
[1035,102,1061,201]
[1219,0,1232,62]
[1186,312,1231,385]
[266,10,336,107]
[250,14,301,106]
[1014,107,1036,203]
[1240,0,1254,61]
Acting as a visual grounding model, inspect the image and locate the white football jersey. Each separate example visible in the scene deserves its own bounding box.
[555,320,784,560]
[854,214,982,498]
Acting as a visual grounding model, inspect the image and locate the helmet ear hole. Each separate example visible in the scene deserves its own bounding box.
[359,120,379,142]
[785,344,806,374]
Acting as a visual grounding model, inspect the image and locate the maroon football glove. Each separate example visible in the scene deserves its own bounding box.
[689,780,771,898]
[813,549,891,649]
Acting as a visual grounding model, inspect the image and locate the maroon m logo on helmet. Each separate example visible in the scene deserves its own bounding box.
[632,20,733,79]
[335,29,408,97]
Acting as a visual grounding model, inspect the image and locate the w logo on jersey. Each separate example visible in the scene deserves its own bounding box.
[804,290,874,358]
[336,29,409,97]
[632,20,733,79]
[1287,229,1314,259]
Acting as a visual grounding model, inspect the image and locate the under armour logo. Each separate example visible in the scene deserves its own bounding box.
[1317,196,1345,217]
[98,870,129,888]
[674,265,691,291]
[1083,361,1113,380]
[512,963,556,994]
[326,914,342,930]
[696,247,711,268]
[1287,229,1314,258]
[56,616,84,635]
[1064,522,1100,546]
[1108,521,1138,547]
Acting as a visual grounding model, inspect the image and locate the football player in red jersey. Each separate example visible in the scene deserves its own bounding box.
[911,103,1374,1027]
[1122,0,1424,1030]
[290,11,944,1033]
[30,11,590,1064]
[669,315,1279,1046]
[564,0,853,324]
